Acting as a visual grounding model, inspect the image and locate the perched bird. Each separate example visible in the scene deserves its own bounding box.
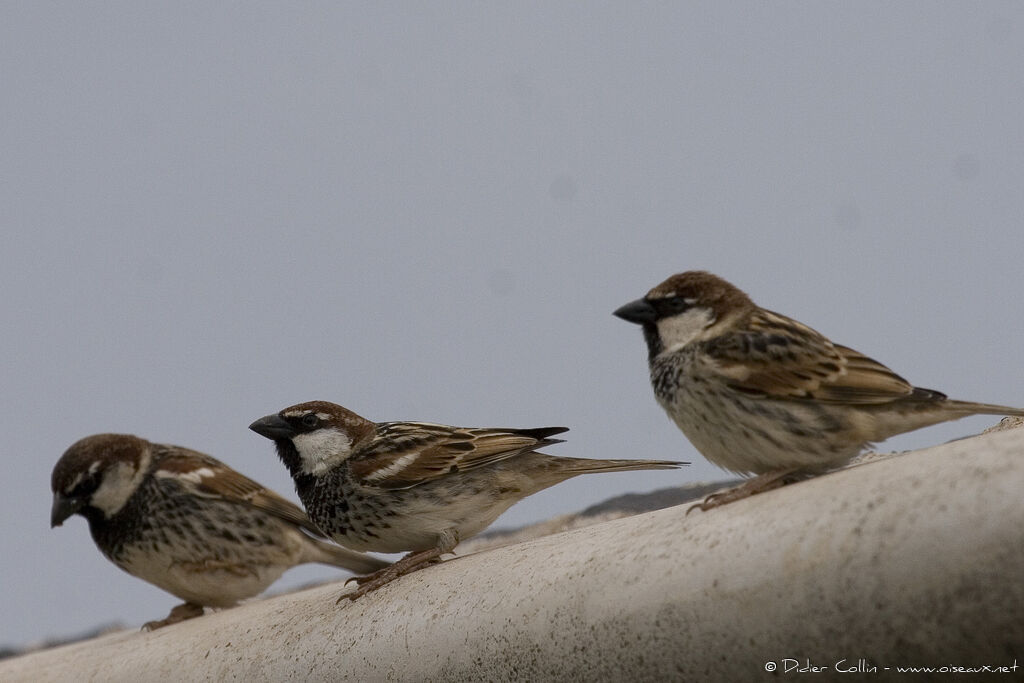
[614,270,1024,509]
[249,401,685,600]
[51,434,389,629]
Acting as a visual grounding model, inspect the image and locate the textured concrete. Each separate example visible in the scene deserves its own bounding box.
[5,426,1023,681]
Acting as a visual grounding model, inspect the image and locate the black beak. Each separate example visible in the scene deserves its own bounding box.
[613,298,657,324]
[249,414,296,440]
[51,492,86,528]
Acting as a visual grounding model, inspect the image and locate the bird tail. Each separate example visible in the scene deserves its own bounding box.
[510,455,686,501]
[550,457,687,474]
[308,539,391,575]
[944,400,1024,417]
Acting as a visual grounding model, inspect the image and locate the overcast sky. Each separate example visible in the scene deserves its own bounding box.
[3,3,1023,646]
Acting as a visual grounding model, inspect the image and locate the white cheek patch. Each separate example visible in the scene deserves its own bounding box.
[656,307,716,351]
[90,461,144,518]
[292,429,353,476]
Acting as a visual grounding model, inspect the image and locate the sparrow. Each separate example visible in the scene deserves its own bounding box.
[51,433,390,629]
[614,270,1024,509]
[249,401,685,600]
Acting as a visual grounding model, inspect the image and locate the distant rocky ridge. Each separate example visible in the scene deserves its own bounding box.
[0,623,124,661]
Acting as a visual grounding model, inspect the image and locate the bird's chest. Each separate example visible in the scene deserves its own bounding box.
[305,478,363,532]
[647,348,862,473]
[648,349,767,462]
[89,488,212,575]
[649,349,711,411]
[302,475,400,546]
[301,473,470,554]
[87,491,152,563]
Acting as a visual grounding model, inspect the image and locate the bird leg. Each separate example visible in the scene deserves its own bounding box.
[340,529,459,602]
[141,602,205,631]
[689,468,807,513]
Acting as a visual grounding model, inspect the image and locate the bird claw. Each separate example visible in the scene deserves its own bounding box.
[341,569,387,597]
[338,573,394,603]
[336,549,445,603]
[686,495,718,514]
[344,573,377,587]
[687,469,805,513]
[141,602,205,631]
[687,488,745,513]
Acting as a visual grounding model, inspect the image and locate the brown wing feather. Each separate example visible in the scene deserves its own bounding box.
[816,345,924,402]
[349,423,568,490]
[157,447,322,535]
[708,309,924,405]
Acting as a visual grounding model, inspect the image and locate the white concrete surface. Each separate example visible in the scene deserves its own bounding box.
[6,426,1024,681]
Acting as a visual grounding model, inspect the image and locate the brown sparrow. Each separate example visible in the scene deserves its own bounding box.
[614,270,1024,509]
[249,401,685,599]
[51,433,390,629]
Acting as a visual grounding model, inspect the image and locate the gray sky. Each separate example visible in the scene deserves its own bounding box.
[3,3,1023,646]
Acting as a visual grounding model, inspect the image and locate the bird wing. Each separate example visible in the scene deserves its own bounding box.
[347,422,568,490]
[156,447,322,535]
[706,308,935,405]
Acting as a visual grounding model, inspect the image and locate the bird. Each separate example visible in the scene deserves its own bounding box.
[249,401,685,600]
[614,270,1024,510]
[51,433,390,629]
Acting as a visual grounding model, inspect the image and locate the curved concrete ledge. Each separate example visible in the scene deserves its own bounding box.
[6,427,1024,681]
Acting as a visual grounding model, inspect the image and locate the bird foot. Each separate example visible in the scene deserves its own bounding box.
[339,549,444,602]
[688,469,805,513]
[141,602,205,631]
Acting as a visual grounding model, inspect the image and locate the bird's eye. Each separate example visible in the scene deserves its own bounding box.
[71,472,102,498]
[301,414,319,428]
[659,296,690,315]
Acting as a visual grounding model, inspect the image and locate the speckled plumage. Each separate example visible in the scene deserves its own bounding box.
[616,271,1024,506]
[51,434,388,628]
[250,401,684,598]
